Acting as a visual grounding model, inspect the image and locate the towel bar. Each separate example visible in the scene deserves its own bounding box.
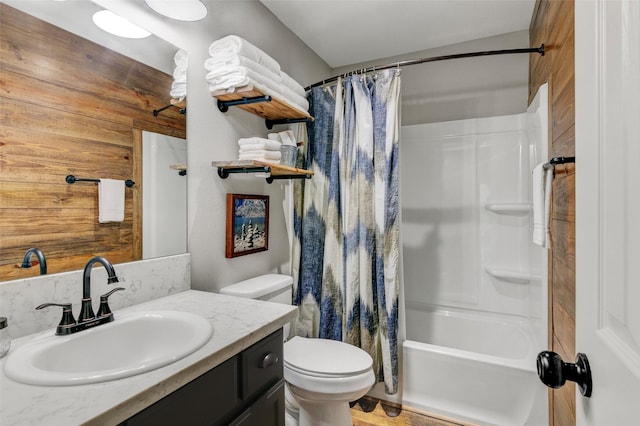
[65,175,135,188]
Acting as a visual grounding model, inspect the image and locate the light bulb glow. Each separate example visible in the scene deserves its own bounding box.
[92,10,151,39]
[144,0,207,22]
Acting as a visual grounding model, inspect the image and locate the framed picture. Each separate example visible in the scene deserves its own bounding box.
[226,194,269,258]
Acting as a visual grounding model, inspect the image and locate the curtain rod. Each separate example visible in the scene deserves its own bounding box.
[305,44,545,91]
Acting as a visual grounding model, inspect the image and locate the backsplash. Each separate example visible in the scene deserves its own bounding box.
[0,254,190,339]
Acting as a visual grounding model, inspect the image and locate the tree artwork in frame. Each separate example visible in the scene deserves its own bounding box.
[226,194,269,258]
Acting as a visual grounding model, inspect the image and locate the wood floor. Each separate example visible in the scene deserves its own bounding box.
[350,397,475,426]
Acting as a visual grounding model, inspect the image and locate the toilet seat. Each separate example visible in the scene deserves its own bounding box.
[283,336,375,398]
[284,336,373,377]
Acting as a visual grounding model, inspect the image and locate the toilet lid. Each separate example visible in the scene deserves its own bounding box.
[284,336,373,376]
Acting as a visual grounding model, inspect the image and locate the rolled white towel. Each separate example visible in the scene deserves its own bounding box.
[280,71,306,98]
[208,35,281,75]
[173,67,187,83]
[238,137,282,151]
[170,80,187,99]
[239,150,282,161]
[174,49,188,69]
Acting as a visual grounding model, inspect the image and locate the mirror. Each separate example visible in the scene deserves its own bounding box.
[0,0,187,281]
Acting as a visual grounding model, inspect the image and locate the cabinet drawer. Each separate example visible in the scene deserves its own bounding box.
[241,329,283,399]
[229,379,285,426]
[122,355,239,426]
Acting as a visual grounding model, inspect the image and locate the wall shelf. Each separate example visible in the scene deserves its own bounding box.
[212,160,313,184]
[212,85,314,129]
[485,203,531,216]
[485,267,532,284]
[169,163,187,176]
[153,98,186,117]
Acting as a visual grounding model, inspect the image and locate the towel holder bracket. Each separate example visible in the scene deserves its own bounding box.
[66,175,135,188]
[265,174,312,184]
[543,156,575,176]
[265,117,314,130]
[217,96,272,113]
[153,104,186,117]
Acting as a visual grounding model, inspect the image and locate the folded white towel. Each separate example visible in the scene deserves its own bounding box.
[280,71,306,98]
[204,56,282,85]
[208,35,281,75]
[532,163,553,248]
[280,83,309,112]
[205,65,282,96]
[238,138,282,151]
[240,143,281,152]
[173,67,187,83]
[267,133,281,141]
[170,80,187,100]
[99,179,125,223]
[174,49,188,69]
[239,150,282,161]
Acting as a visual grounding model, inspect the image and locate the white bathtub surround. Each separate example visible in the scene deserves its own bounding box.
[402,306,545,426]
[0,290,297,425]
[0,254,190,339]
[399,84,548,425]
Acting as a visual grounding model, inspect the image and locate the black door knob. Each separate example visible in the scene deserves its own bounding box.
[536,351,592,397]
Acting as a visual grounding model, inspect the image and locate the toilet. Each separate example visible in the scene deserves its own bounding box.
[220,274,375,426]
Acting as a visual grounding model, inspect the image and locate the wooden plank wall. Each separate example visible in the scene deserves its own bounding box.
[529,1,576,425]
[0,4,186,280]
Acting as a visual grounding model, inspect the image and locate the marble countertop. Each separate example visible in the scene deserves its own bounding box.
[0,290,297,426]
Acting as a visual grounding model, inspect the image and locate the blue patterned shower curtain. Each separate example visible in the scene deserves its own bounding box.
[291,69,401,394]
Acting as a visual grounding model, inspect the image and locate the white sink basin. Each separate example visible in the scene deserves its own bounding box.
[3,310,213,386]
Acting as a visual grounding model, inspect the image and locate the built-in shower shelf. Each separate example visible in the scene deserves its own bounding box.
[485,203,531,216]
[485,267,532,284]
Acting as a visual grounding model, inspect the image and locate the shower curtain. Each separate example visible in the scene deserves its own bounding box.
[291,69,401,394]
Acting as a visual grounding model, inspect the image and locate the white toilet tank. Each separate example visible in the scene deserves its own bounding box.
[220,274,293,305]
[220,274,294,340]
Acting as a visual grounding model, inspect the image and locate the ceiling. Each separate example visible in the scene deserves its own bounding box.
[259,0,536,68]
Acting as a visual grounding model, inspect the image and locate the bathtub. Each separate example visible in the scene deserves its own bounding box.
[402,304,546,426]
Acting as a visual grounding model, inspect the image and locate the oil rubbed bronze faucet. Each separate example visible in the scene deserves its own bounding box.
[36,256,124,335]
[21,247,47,275]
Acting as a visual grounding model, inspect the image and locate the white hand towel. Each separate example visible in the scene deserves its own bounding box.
[279,130,297,146]
[99,179,125,223]
[239,150,282,161]
[238,137,282,151]
[532,163,553,248]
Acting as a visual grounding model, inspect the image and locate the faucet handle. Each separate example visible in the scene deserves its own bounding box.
[97,287,125,319]
[36,303,76,335]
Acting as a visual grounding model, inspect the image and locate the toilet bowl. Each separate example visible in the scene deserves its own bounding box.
[220,274,375,426]
[284,336,375,426]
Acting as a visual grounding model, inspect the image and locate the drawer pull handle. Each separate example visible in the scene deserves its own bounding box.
[261,352,279,368]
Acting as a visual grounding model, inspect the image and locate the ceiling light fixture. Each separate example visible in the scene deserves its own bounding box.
[144,0,207,22]
[92,10,151,39]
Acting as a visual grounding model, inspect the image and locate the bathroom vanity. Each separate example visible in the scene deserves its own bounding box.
[0,290,297,426]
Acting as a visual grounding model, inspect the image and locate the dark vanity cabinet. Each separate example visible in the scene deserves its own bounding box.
[121,329,284,426]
